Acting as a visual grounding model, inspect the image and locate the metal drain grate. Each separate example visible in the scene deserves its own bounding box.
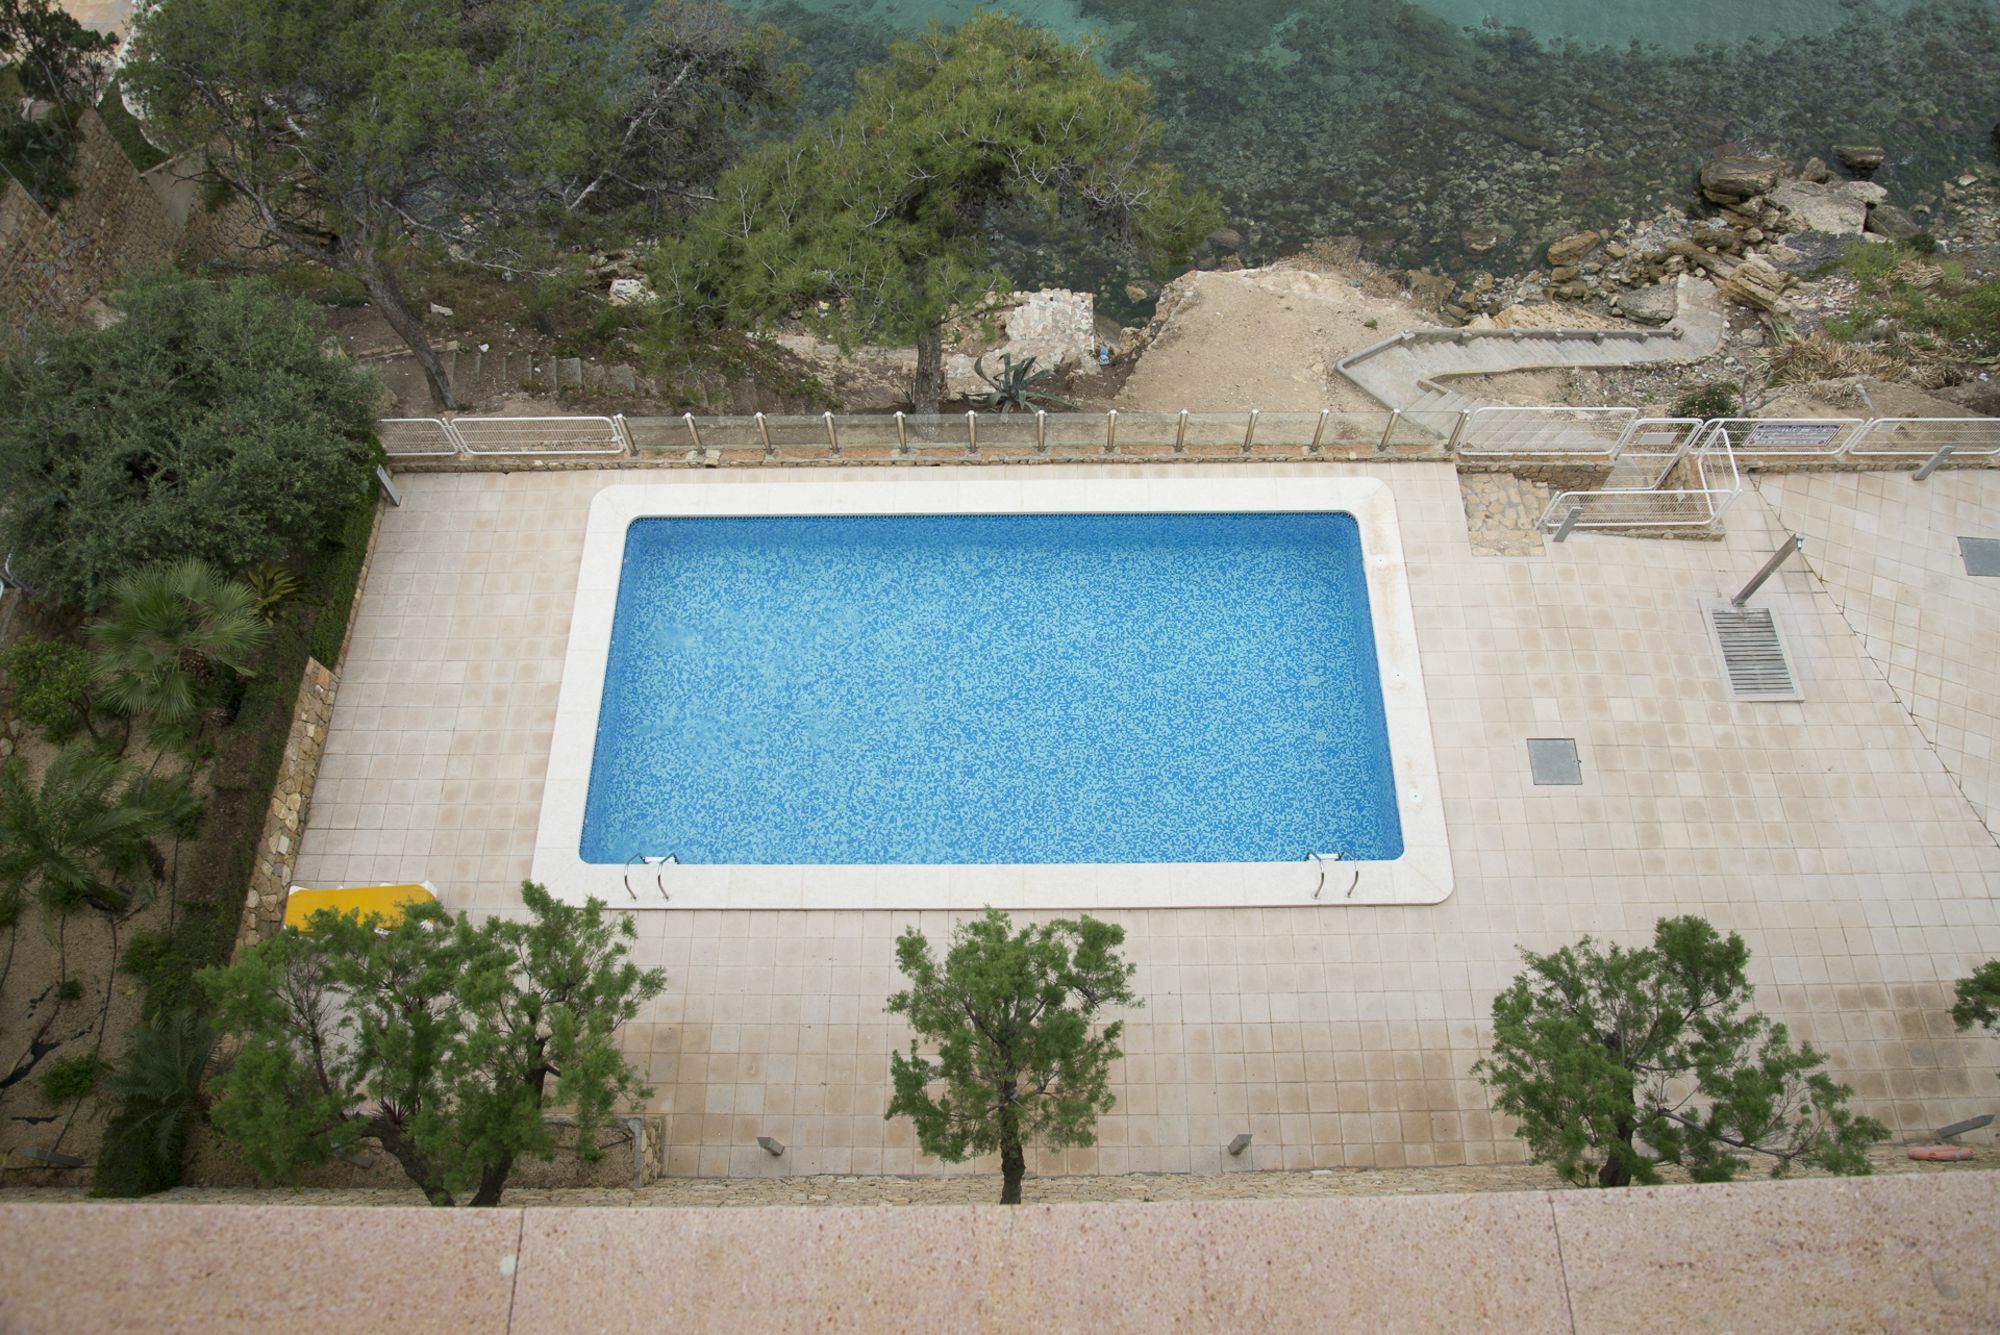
[1527,738,1582,785]
[1706,604,1801,701]
[1959,537,2000,577]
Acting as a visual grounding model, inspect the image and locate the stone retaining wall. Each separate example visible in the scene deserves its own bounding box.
[0,112,177,334]
[232,659,338,955]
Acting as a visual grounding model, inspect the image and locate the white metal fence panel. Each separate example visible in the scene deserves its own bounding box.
[1537,428,1741,533]
[1845,417,2000,458]
[449,415,627,456]
[1457,406,1637,458]
[1710,417,1866,458]
[377,417,462,457]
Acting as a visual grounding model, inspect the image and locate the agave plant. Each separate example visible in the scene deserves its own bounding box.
[971,352,1077,415]
[90,558,270,736]
[0,744,202,914]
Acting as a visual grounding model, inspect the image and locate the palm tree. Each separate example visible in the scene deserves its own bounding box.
[0,744,202,914]
[90,558,270,738]
[102,1008,220,1186]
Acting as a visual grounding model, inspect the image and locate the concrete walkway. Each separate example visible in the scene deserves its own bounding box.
[1336,275,1728,417]
[1,1171,1992,1332]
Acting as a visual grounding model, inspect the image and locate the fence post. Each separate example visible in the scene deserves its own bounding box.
[1913,444,1954,480]
[442,418,470,456]
[754,411,772,459]
[611,413,633,457]
[682,412,703,457]
[894,410,908,457]
[1175,409,1189,454]
[824,411,840,457]
[965,410,978,457]
[1552,505,1584,542]
[1035,409,1048,455]
[1444,410,1469,454]
[1243,408,1260,456]
[1377,409,1401,456]
[1309,408,1328,457]
[1106,409,1118,455]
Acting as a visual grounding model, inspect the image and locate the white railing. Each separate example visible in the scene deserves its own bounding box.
[371,409,1995,471]
[1711,417,1868,459]
[1538,428,1742,535]
[1456,406,1638,458]
[450,415,628,456]
[377,417,462,458]
[1846,417,2000,458]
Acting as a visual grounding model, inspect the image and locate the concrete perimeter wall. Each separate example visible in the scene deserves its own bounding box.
[0,1171,1993,1332]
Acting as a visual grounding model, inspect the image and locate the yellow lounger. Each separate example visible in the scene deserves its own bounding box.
[283,881,439,933]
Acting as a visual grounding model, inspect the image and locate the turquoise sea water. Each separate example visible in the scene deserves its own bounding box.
[721,0,2000,293]
[582,513,1402,865]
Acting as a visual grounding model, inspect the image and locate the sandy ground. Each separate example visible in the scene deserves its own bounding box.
[1117,264,1437,413]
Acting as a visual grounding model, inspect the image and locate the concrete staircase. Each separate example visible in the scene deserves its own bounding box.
[1335,276,1727,434]
[371,339,653,412]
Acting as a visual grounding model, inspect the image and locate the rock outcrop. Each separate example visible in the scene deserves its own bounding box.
[1699,153,1784,205]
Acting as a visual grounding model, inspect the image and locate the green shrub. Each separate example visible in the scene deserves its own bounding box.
[0,269,380,611]
[121,904,234,1023]
[55,978,82,1003]
[1672,380,1739,421]
[41,1051,107,1102]
[0,636,95,740]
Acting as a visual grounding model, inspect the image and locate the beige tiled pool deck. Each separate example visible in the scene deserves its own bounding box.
[294,462,2000,1180]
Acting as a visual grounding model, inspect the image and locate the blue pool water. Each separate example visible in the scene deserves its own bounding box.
[580,512,1402,865]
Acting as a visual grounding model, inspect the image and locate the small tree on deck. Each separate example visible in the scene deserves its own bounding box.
[886,908,1138,1204]
[202,881,664,1207]
[1474,915,1886,1187]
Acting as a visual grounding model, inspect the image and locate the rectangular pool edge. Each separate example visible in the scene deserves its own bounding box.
[531,472,1453,910]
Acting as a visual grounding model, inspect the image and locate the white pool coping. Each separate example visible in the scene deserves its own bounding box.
[531,476,1451,909]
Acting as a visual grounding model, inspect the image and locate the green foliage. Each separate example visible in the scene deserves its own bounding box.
[120,904,235,1024]
[650,14,1217,406]
[123,0,795,391]
[54,977,81,1002]
[92,1009,218,1196]
[1671,380,1739,421]
[1829,241,2000,361]
[0,636,95,741]
[1951,960,2000,1042]
[972,353,1077,414]
[0,742,201,915]
[202,882,665,1207]
[1475,916,1887,1187]
[0,0,115,202]
[886,908,1138,1203]
[90,558,271,744]
[41,1050,106,1102]
[306,487,379,669]
[0,270,379,612]
[94,75,167,171]
[245,564,302,624]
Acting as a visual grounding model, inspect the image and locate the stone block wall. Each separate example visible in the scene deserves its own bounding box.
[233,658,339,955]
[0,111,177,334]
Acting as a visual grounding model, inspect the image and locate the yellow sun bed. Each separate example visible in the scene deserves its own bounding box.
[283,881,439,932]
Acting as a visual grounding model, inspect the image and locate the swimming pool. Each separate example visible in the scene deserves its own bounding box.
[532,475,1450,909]
[581,512,1401,866]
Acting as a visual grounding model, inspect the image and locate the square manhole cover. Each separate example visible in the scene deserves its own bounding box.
[1527,738,1582,786]
[1960,537,2000,577]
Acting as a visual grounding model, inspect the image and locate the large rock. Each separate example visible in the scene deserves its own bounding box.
[1864,202,1921,240]
[1544,230,1602,266]
[1766,177,1887,236]
[1832,144,1886,178]
[1717,256,1792,315]
[1699,153,1784,204]
[1613,283,1679,325]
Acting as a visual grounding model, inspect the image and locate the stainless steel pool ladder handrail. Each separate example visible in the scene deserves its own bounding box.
[1306,850,1359,900]
[624,852,677,902]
